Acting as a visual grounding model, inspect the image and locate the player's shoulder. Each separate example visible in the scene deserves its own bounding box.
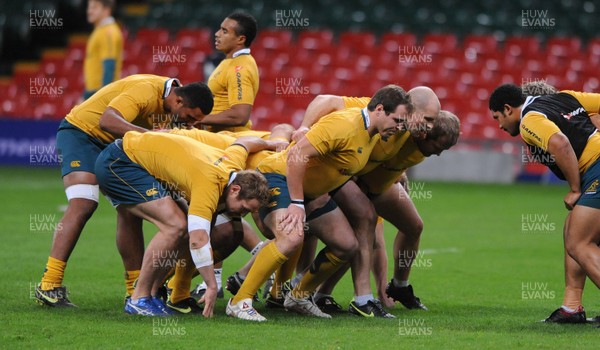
[323,108,364,129]
[232,54,258,70]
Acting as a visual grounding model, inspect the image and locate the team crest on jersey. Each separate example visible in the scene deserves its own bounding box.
[146,188,158,196]
[584,179,599,194]
[70,160,81,167]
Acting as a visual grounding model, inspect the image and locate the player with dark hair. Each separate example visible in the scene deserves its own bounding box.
[84,0,122,99]
[225,12,258,47]
[520,82,600,323]
[200,12,259,132]
[489,83,600,323]
[34,75,212,308]
[225,85,413,321]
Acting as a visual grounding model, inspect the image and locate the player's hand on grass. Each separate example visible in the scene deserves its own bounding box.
[564,190,581,210]
[291,126,309,143]
[198,286,217,318]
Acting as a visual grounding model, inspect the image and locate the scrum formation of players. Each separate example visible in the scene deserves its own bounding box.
[34,11,464,321]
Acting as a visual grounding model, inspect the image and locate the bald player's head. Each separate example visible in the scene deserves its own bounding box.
[401,86,440,139]
[408,86,440,118]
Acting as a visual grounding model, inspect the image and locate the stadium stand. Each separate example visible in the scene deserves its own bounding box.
[0,0,598,145]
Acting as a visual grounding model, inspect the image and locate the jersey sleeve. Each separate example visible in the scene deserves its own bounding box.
[520,112,561,151]
[99,26,120,59]
[168,128,235,149]
[342,96,371,109]
[227,64,256,106]
[304,115,348,155]
[107,82,154,122]
[188,182,220,221]
[563,90,600,115]
[222,144,249,172]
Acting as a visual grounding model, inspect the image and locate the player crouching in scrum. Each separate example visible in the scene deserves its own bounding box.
[95,131,271,317]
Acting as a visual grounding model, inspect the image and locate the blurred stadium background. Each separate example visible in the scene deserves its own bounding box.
[0,0,597,182]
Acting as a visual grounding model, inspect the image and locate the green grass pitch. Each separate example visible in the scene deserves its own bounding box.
[1,166,598,349]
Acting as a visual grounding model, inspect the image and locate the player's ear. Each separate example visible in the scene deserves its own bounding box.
[229,184,241,197]
[237,35,247,46]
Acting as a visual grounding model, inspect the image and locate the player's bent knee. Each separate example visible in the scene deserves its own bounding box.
[565,242,584,263]
[163,219,187,241]
[407,218,424,237]
[282,230,304,249]
[341,238,359,259]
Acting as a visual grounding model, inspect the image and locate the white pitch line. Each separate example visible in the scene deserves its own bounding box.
[419,247,461,255]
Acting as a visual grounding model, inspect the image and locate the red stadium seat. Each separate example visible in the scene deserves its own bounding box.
[337,31,376,58]
[462,35,498,64]
[586,37,600,67]
[174,28,212,53]
[254,29,294,51]
[422,33,458,54]
[504,36,541,59]
[297,30,334,52]
[375,33,417,67]
[339,31,376,47]
[546,37,582,55]
[136,28,170,46]
[381,32,417,51]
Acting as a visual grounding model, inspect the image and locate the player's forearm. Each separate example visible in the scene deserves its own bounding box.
[200,105,252,126]
[233,137,268,153]
[189,228,216,287]
[286,151,308,201]
[99,109,147,138]
[301,95,344,128]
[548,133,581,192]
[197,265,217,289]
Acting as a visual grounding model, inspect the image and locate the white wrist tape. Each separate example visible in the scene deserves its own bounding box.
[65,184,99,202]
[190,242,213,268]
[188,215,211,235]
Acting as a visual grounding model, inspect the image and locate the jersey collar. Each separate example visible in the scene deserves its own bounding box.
[232,48,251,58]
[227,172,238,186]
[361,107,371,129]
[98,16,115,27]
[520,95,539,119]
[162,78,181,99]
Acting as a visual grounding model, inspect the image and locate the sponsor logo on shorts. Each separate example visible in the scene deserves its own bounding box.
[70,160,81,167]
[267,201,278,208]
[146,188,159,196]
[269,187,281,196]
[584,179,599,194]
